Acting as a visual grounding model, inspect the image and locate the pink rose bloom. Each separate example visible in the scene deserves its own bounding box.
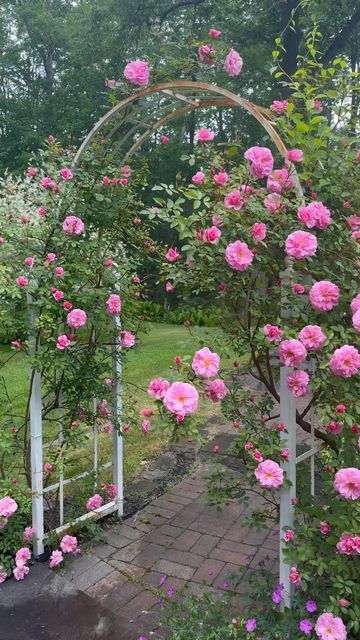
[13,565,30,580]
[123,60,149,85]
[15,547,31,566]
[0,571,7,583]
[120,330,135,348]
[165,282,173,293]
[147,378,170,400]
[57,335,71,350]
[212,215,223,227]
[141,419,151,434]
[52,289,64,301]
[287,370,309,397]
[329,345,360,377]
[195,129,215,142]
[105,79,116,89]
[225,240,253,271]
[163,382,199,415]
[203,226,221,244]
[351,230,360,243]
[267,168,293,194]
[198,44,215,66]
[315,613,347,640]
[62,215,84,236]
[0,237,4,244]
[27,166,38,177]
[44,463,53,472]
[285,230,317,259]
[254,459,284,488]
[98,399,110,417]
[41,176,55,189]
[224,48,243,76]
[24,257,35,267]
[192,347,220,378]
[326,421,343,435]
[16,276,28,287]
[244,146,274,179]
[103,422,113,433]
[48,252,56,262]
[283,529,295,542]
[23,527,35,542]
[279,339,307,367]
[320,521,331,535]
[0,496,18,518]
[213,171,229,185]
[67,308,87,329]
[60,167,73,181]
[49,550,63,568]
[224,190,244,210]
[347,214,360,230]
[120,178,128,187]
[351,294,360,314]
[352,309,360,332]
[263,324,283,343]
[204,379,228,402]
[63,301,72,311]
[298,325,326,350]
[297,201,331,229]
[253,449,263,462]
[336,533,360,555]
[120,164,131,177]
[132,275,140,283]
[192,171,205,185]
[86,494,103,511]
[286,149,303,162]
[293,284,305,294]
[334,467,360,500]
[313,99,323,111]
[252,222,267,243]
[289,566,301,587]
[166,247,180,262]
[37,207,47,216]
[55,266,64,276]
[264,193,283,213]
[270,100,288,115]
[60,535,78,554]
[336,404,346,414]
[310,281,340,312]
[209,28,221,38]
[161,135,170,144]
[106,293,122,315]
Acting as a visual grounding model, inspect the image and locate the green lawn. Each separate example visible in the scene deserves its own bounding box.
[0,323,225,484]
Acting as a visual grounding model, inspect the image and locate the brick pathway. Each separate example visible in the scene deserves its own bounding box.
[63,463,279,639]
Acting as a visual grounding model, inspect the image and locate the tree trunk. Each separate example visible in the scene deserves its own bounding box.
[279,0,302,98]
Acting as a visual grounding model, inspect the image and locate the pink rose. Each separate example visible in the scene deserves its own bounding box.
[13,565,30,580]
[105,79,116,89]
[102,176,110,185]
[192,171,205,185]
[283,529,295,542]
[336,533,360,555]
[60,535,79,554]
[147,378,170,400]
[309,280,339,312]
[224,48,243,76]
[47,252,56,262]
[351,294,360,314]
[334,467,360,500]
[161,134,170,144]
[279,339,307,367]
[293,284,305,294]
[286,149,303,162]
[254,459,284,488]
[120,330,135,348]
[297,201,331,229]
[67,308,87,329]
[270,100,288,115]
[336,404,346,414]
[263,325,283,343]
[244,146,274,178]
[23,527,35,542]
[49,550,63,568]
[60,167,73,181]
[63,300,72,311]
[55,266,64,276]
[44,463,53,472]
[62,215,84,236]
[347,215,360,230]
[192,347,220,378]
[106,293,122,315]
[204,379,228,402]
[289,566,301,587]
[166,247,180,262]
[86,494,103,511]
[330,345,360,377]
[52,289,64,301]
[225,240,253,271]
[203,226,221,244]
[252,222,267,243]
[298,325,326,350]
[163,382,199,415]
[27,166,38,177]
[57,335,71,350]
[213,171,229,185]
[287,370,309,397]
[320,521,331,535]
[0,496,18,518]
[285,230,317,259]
[24,257,35,267]
[165,282,173,293]
[264,193,283,213]
[267,168,293,194]
[352,309,360,332]
[123,60,149,86]
[209,28,221,38]
[141,419,151,434]
[253,449,263,462]
[315,613,346,640]
[313,99,323,111]
[41,176,55,189]
[16,276,29,287]
[37,207,47,216]
[195,129,215,142]
[326,421,343,435]
[120,165,131,177]
[224,190,244,210]
[198,44,215,66]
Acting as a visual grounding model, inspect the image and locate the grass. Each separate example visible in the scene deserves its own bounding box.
[0,323,225,485]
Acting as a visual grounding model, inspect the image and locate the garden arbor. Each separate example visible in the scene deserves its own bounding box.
[31,81,316,607]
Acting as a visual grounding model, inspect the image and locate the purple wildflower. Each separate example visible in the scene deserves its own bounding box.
[159,575,167,587]
[245,618,257,632]
[272,583,284,604]
[299,619,313,635]
[305,600,317,613]
[167,586,175,598]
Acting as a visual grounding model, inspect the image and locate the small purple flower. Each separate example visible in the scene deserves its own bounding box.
[305,600,317,613]
[208,571,214,576]
[299,619,313,635]
[222,580,230,589]
[272,583,284,604]
[245,618,257,632]
[159,575,167,587]
[167,586,175,598]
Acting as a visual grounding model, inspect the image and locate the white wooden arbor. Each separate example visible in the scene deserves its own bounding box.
[31,81,320,607]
